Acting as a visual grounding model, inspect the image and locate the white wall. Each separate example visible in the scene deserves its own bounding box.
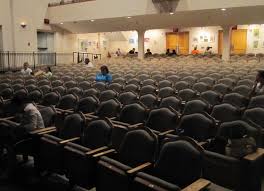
[0,26,3,51]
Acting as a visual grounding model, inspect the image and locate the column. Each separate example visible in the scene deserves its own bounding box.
[222,26,232,62]
[137,29,145,60]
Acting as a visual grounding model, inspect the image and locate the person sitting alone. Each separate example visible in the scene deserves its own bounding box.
[34,66,53,78]
[204,47,212,55]
[145,49,152,56]
[191,46,200,55]
[116,48,122,56]
[250,70,264,97]
[84,58,94,68]
[129,48,136,54]
[171,49,177,56]
[96,65,112,83]
[21,62,32,76]
[166,49,170,55]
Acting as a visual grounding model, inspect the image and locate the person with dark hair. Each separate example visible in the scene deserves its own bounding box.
[34,66,53,78]
[21,62,32,76]
[166,49,170,55]
[84,58,94,68]
[96,65,112,83]
[129,48,136,54]
[145,49,152,56]
[204,46,212,55]
[191,46,200,55]
[171,49,177,56]
[250,70,264,96]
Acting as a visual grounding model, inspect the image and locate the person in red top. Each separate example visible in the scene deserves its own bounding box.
[191,46,200,55]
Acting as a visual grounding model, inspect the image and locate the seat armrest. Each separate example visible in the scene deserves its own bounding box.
[56,108,74,114]
[127,162,152,175]
[159,130,175,137]
[112,120,130,126]
[182,178,211,191]
[59,137,80,144]
[244,148,264,161]
[0,119,20,126]
[36,129,57,135]
[129,123,144,128]
[29,127,56,135]
[86,146,109,156]
[0,116,16,121]
[92,149,116,158]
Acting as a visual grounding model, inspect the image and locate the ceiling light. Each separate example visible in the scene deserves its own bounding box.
[60,22,63,25]
[127,16,131,19]
[169,12,174,15]
[90,20,95,22]
[221,8,226,11]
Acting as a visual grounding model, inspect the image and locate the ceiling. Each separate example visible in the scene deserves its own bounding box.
[55,5,264,33]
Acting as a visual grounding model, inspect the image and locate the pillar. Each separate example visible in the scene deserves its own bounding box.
[222,26,232,62]
[137,30,145,60]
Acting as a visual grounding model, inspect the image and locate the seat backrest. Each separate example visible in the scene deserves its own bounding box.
[222,93,248,108]
[96,99,121,118]
[243,107,264,128]
[178,88,197,101]
[99,89,118,102]
[201,90,222,106]
[77,96,99,113]
[211,103,241,123]
[39,106,56,127]
[140,85,157,96]
[159,96,182,111]
[183,99,210,115]
[158,87,175,99]
[119,103,147,125]
[42,92,61,106]
[248,95,264,109]
[118,91,138,105]
[139,94,158,109]
[57,94,79,110]
[83,88,100,98]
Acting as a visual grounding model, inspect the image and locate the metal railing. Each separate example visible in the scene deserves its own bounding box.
[73,52,102,64]
[0,52,56,72]
[48,0,95,7]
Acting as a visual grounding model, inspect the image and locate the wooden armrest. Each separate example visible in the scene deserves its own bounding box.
[37,129,57,135]
[92,149,116,158]
[244,148,264,161]
[0,116,16,121]
[110,117,116,120]
[129,123,144,128]
[159,129,175,137]
[86,146,109,156]
[112,120,130,126]
[198,142,208,147]
[59,137,80,144]
[0,119,20,126]
[56,108,74,113]
[182,178,211,191]
[30,127,56,135]
[127,162,152,175]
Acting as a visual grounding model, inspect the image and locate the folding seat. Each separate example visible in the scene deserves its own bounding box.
[74,76,85,83]
[67,87,83,98]
[124,74,135,80]
[12,84,24,92]
[77,96,99,114]
[83,88,100,98]
[99,89,118,102]
[61,76,72,82]
[127,78,140,85]
[138,74,150,81]
[178,71,192,78]
[139,94,158,109]
[225,74,240,81]
[139,85,157,96]
[211,103,241,123]
[131,138,210,191]
[25,84,38,93]
[78,81,91,90]
[158,87,175,99]
[183,99,210,115]
[117,103,148,125]
[174,81,189,91]
[113,77,126,84]
[146,107,179,133]
[0,87,14,100]
[142,79,156,86]
[159,96,182,112]
[56,94,79,110]
[213,83,231,95]
[233,85,251,97]
[200,90,222,106]
[41,92,61,106]
[152,74,164,81]
[222,93,249,108]
[193,72,205,78]
[165,71,176,77]
[108,83,123,93]
[118,91,138,105]
[247,95,264,109]
[12,79,24,85]
[38,113,85,174]
[51,80,64,88]
[91,82,106,92]
[243,108,264,130]
[209,73,222,80]
[124,84,139,92]
[0,79,11,84]
[218,78,236,87]
[151,71,163,76]
[53,86,67,96]
[167,75,180,84]
[157,80,173,89]
[64,80,77,89]
[28,89,43,103]
[96,128,158,191]
[37,79,50,86]
[242,74,256,81]
[95,99,121,118]
[178,113,217,142]
[237,79,254,87]
[87,76,96,82]
[24,79,36,86]
[0,83,11,90]
[178,88,197,102]
[193,82,210,93]
[182,76,197,85]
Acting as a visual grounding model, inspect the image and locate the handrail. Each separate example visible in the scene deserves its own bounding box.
[48,0,95,7]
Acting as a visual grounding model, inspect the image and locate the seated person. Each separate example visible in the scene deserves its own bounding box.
[191,46,200,55]
[21,62,32,76]
[116,48,122,56]
[170,49,177,56]
[84,58,94,68]
[250,70,264,97]
[204,47,212,55]
[34,66,53,78]
[145,49,152,56]
[166,49,170,55]
[96,65,112,83]
[128,48,136,54]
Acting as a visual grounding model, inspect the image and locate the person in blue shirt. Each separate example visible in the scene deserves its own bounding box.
[96,65,112,83]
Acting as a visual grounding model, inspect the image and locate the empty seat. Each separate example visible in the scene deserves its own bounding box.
[174,81,189,91]
[199,77,215,86]
[96,99,121,118]
[124,84,139,93]
[53,86,67,96]
[142,79,156,86]
[200,90,222,106]
[28,89,43,103]
[213,83,231,95]
[41,92,61,106]
[222,93,248,108]
[211,103,241,123]
[57,94,79,110]
[248,95,264,109]
[99,89,118,102]
[77,96,99,114]
[67,87,83,98]
[91,82,106,92]
[158,87,175,99]
[79,81,91,90]
[183,99,210,115]
[159,96,182,112]
[83,88,100,98]
[178,88,197,102]
[158,80,173,89]
[140,85,157,96]
[233,85,251,97]
[193,82,210,93]
[108,83,123,93]
[139,94,158,109]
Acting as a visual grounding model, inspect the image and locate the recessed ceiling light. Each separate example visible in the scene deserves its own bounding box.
[90,20,95,22]
[169,12,174,15]
[221,8,226,11]
[127,16,131,19]
[60,22,63,25]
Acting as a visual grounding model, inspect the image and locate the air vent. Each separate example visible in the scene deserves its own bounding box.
[152,0,179,13]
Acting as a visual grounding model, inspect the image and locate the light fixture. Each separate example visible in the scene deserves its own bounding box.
[127,16,131,19]
[60,22,64,25]
[20,22,27,28]
[221,8,226,11]
[169,12,174,15]
[90,19,95,22]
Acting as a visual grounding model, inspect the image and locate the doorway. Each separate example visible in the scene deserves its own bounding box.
[166,32,189,55]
